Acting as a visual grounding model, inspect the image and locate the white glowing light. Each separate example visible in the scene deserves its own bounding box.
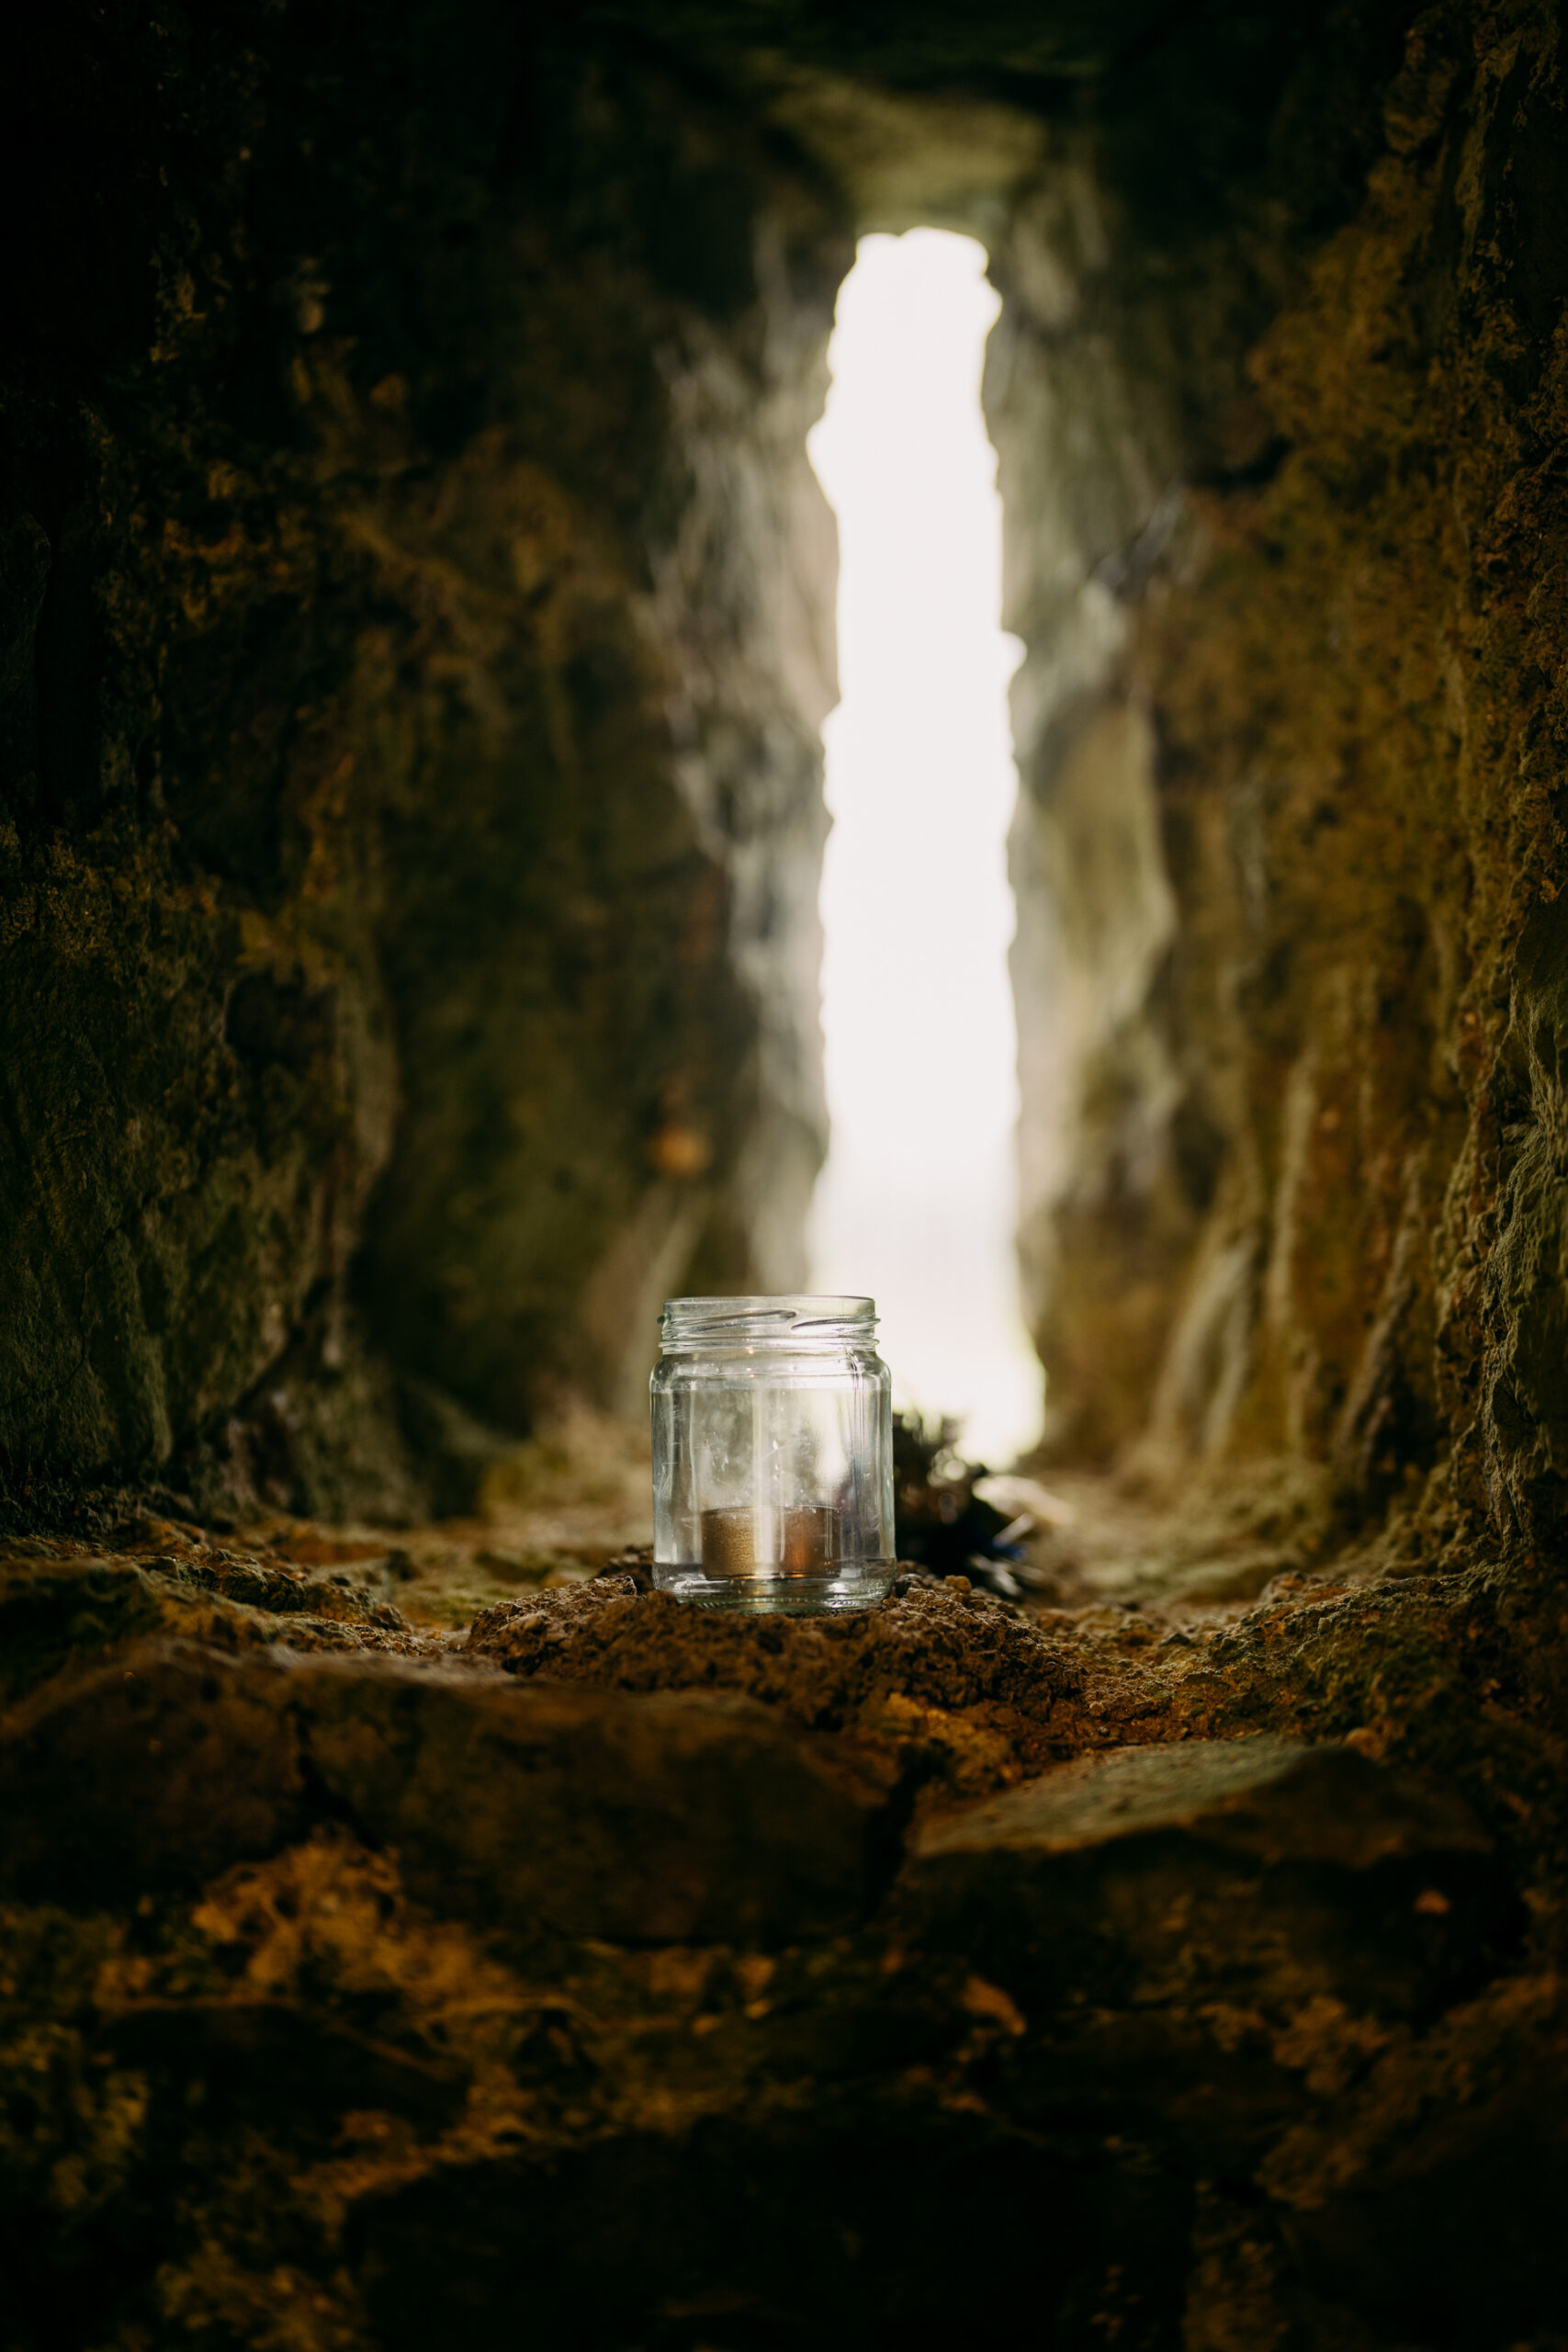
[807,230,1042,1469]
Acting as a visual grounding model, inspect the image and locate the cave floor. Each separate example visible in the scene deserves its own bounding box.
[4,1451,1563,2348]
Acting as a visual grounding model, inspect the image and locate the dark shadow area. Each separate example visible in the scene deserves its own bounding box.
[4,1,1568,2345]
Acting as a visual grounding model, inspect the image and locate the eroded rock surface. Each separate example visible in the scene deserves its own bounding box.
[6,1,1568,2345]
[992,0,1568,1568]
[1,6,846,1510]
[4,1517,1566,2347]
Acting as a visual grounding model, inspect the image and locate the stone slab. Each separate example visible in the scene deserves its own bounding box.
[913,1734,1493,1870]
[0,1639,900,1944]
[901,1736,1516,2018]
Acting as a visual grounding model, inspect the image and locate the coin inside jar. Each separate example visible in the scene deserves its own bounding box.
[700,1504,840,1577]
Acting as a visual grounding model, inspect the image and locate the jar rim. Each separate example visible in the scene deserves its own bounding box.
[660,1294,876,1345]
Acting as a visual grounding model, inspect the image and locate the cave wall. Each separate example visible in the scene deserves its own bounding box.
[1141,0,1568,1552]
[6,0,1566,1544]
[994,1,1568,1567]
[6,7,1568,2351]
[1,3,846,1516]
[15,0,1555,1561]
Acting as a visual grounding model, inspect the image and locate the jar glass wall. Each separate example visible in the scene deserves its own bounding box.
[650,1296,895,1612]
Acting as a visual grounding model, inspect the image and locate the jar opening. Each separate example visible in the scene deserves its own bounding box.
[660,1294,876,1347]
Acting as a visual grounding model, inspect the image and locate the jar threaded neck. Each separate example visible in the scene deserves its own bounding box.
[660,1295,877,1348]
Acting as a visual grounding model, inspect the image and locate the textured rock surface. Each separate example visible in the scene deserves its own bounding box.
[6,1,1568,2346]
[1,4,844,1506]
[993,0,1568,1561]
[4,1640,897,1943]
[4,1532,1565,2347]
[14,0,1563,1555]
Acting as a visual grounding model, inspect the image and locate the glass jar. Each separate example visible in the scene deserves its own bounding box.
[650,1295,895,1612]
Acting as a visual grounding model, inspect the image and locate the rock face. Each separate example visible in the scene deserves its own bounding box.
[990,4,1568,1550]
[3,1546,1563,2348]
[1,6,844,1509]
[10,0,1564,1555]
[6,2,1568,2346]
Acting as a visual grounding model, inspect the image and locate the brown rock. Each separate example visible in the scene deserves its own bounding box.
[1,1639,900,1943]
[903,1737,1519,2019]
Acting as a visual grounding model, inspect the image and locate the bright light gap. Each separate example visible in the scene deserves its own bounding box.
[807,229,1041,1468]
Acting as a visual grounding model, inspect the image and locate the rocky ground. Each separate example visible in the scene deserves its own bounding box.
[6,2,1568,2341]
[5,1453,1565,2349]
